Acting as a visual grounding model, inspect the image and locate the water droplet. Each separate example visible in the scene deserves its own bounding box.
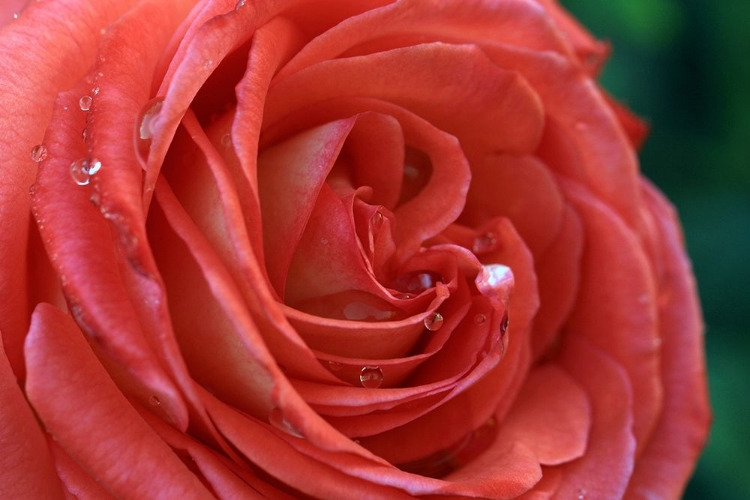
[370,210,384,230]
[360,366,384,388]
[92,86,100,96]
[149,395,161,406]
[343,301,395,321]
[99,27,107,35]
[327,361,343,372]
[474,313,486,325]
[221,133,232,149]
[12,12,19,20]
[70,158,102,186]
[136,97,165,161]
[424,312,444,331]
[235,0,247,8]
[472,232,497,254]
[394,292,415,300]
[28,183,39,196]
[577,488,587,500]
[30,145,47,163]
[391,270,442,296]
[204,59,214,70]
[500,312,509,336]
[269,407,303,438]
[79,95,92,112]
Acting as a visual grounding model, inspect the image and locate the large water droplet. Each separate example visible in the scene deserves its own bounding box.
[79,95,92,112]
[360,366,384,388]
[136,97,165,161]
[424,312,444,331]
[391,270,442,297]
[30,145,47,163]
[472,232,497,255]
[269,407,304,438]
[70,158,102,186]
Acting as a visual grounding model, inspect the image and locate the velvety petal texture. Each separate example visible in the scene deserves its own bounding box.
[0,0,708,498]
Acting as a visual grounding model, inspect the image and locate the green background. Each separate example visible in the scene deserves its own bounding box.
[561,0,750,498]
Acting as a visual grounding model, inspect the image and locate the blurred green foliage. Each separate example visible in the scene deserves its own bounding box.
[562,0,750,498]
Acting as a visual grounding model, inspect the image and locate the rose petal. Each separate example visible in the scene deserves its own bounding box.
[0,0,138,378]
[624,181,711,498]
[554,337,636,499]
[0,338,64,499]
[24,304,215,499]
[561,179,662,451]
[48,439,115,500]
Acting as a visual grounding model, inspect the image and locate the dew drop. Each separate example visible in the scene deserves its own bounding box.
[136,97,165,161]
[269,407,304,438]
[92,86,100,96]
[327,360,343,372]
[79,95,92,112]
[424,312,444,331]
[577,488,587,500]
[500,312,509,336]
[472,232,497,255]
[70,158,102,186]
[30,145,47,163]
[12,12,19,20]
[149,395,161,406]
[395,292,415,300]
[221,133,232,149]
[360,366,384,388]
[204,59,214,70]
[235,0,247,8]
[474,313,486,325]
[370,210,384,230]
[391,270,442,296]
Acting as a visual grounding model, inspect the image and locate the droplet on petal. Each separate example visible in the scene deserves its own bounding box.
[577,488,587,500]
[360,366,384,388]
[149,395,161,406]
[391,270,442,296]
[92,86,100,96]
[136,97,165,161]
[472,232,497,255]
[269,407,304,438]
[424,312,444,331]
[204,59,214,70]
[70,158,101,186]
[370,210,384,230]
[500,312,509,336]
[327,361,343,372]
[235,0,247,8]
[30,145,47,163]
[221,133,232,149]
[79,95,92,112]
[474,313,486,325]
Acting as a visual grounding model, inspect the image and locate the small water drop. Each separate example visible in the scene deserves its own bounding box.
[30,145,47,163]
[92,86,100,96]
[136,97,165,161]
[360,366,384,388]
[500,312,509,336]
[221,133,232,149]
[204,59,214,70]
[327,360,343,372]
[149,395,161,406]
[391,270,442,296]
[577,488,587,500]
[79,95,92,112]
[424,312,444,331]
[70,158,102,186]
[269,407,304,438]
[12,12,19,20]
[235,0,247,8]
[395,292,415,300]
[474,313,486,325]
[472,232,497,255]
[370,210,384,230]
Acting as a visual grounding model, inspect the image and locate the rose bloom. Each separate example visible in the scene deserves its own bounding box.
[0,0,710,498]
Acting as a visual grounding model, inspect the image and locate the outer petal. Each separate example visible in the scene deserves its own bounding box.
[0,338,64,499]
[0,0,138,378]
[24,304,214,500]
[625,181,711,498]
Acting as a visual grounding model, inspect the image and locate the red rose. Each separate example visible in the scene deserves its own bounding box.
[0,1,710,498]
